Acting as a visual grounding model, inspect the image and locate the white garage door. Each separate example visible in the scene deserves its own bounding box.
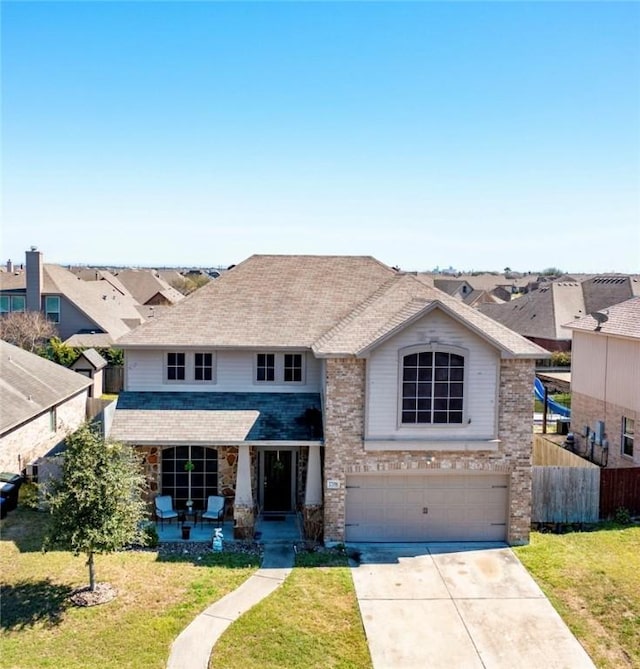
[345,473,508,542]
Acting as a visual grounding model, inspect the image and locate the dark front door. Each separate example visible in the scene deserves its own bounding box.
[263,450,293,512]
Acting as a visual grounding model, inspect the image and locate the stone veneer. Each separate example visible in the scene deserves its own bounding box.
[322,357,535,546]
[137,444,250,517]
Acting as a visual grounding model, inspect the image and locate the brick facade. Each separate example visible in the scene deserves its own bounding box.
[322,357,535,545]
[0,390,88,473]
[571,392,638,468]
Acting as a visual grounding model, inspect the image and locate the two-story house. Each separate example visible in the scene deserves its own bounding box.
[1,248,146,347]
[112,255,548,545]
[564,297,640,468]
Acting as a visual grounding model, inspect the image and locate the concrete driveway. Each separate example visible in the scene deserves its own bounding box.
[349,543,596,669]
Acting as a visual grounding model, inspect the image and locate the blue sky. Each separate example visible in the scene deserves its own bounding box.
[2,1,639,272]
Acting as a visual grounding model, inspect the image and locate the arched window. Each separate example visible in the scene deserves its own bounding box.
[161,446,218,511]
[400,348,465,424]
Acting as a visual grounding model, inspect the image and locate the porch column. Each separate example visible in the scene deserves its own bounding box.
[233,444,255,540]
[304,444,322,505]
[303,444,323,541]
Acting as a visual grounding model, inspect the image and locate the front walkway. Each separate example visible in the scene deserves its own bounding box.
[166,543,295,669]
[165,513,300,669]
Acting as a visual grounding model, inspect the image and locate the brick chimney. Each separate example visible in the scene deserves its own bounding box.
[6,259,13,273]
[25,246,43,312]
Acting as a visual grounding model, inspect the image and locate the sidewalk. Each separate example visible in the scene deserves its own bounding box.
[166,542,295,669]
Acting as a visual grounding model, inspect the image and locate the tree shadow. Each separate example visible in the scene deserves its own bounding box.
[1,579,73,630]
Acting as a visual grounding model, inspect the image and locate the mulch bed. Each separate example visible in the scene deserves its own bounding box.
[69,582,118,607]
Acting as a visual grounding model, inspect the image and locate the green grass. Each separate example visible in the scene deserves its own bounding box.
[1,506,259,669]
[514,525,640,669]
[210,549,372,669]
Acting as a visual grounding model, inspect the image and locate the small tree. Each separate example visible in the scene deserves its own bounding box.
[0,311,57,352]
[45,423,147,592]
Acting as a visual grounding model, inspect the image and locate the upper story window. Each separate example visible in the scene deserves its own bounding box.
[194,352,213,381]
[622,417,634,458]
[0,295,26,314]
[45,296,61,323]
[255,352,305,384]
[165,351,216,383]
[256,353,276,382]
[167,352,186,381]
[284,354,303,382]
[400,348,465,425]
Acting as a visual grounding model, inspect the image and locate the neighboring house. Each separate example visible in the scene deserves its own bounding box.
[113,254,547,546]
[0,340,91,473]
[432,278,503,307]
[479,275,640,351]
[114,269,184,306]
[70,348,108,398]
[564,297,640,468]
[0,248,147,347]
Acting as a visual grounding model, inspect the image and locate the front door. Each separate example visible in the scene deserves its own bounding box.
[263,450,293,512]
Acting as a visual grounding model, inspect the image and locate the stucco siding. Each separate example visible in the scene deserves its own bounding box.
[572,332,640,412]
[365,309,500,440]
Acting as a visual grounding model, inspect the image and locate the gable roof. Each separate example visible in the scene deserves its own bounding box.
[114,270,184,305]
[479,276,640,342]
[0,341,91,434]
[73,348,108,370]
[1,264,146,345]
[563,296,640,341]
[117,255,397,349]
[313,273,548,358]
[479,282,585,341]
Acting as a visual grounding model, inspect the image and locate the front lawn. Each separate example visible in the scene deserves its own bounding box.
[514,524,640,669]
[210,549,372,669]
[0,507,259,669]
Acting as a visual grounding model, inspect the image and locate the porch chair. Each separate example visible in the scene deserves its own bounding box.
[202,495,225,527]
[155,495,179,528]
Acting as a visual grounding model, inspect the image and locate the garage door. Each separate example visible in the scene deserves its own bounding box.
[345,473,508,542]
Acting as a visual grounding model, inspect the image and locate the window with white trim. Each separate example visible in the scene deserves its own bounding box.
[401,349,465,424]
[622,417,634,458]
[284,353,303,382]
[194,352,213,381]
[167,352,186,381]
[0,295,26,314]
[45,296,60,323]
[256,353,276,382]
[255,352,305,384]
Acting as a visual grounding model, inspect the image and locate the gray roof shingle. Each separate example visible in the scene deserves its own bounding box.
[110,391,323,444]
[117,255,397,348]
[563,296,640,340]
[0,341,91,434]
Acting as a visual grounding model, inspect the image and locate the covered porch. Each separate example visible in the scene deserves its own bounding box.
[109,391,324,541]
[153,513,303,544]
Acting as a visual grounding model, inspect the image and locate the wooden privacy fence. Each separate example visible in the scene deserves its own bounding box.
[531,435,600,524]
[600,468,640,518]
[531,466,600,523]
[104,366,124,393]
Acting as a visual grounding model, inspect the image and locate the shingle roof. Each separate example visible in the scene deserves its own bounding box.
[75,348,108,370]
[313,273,548,358]
[563,296,640,340]
[478,282,585,341]
[115,270,184,305]
[110,391,323,444]
[1,264,145,343]
[0,341,91,434]
[117,255,397,348]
